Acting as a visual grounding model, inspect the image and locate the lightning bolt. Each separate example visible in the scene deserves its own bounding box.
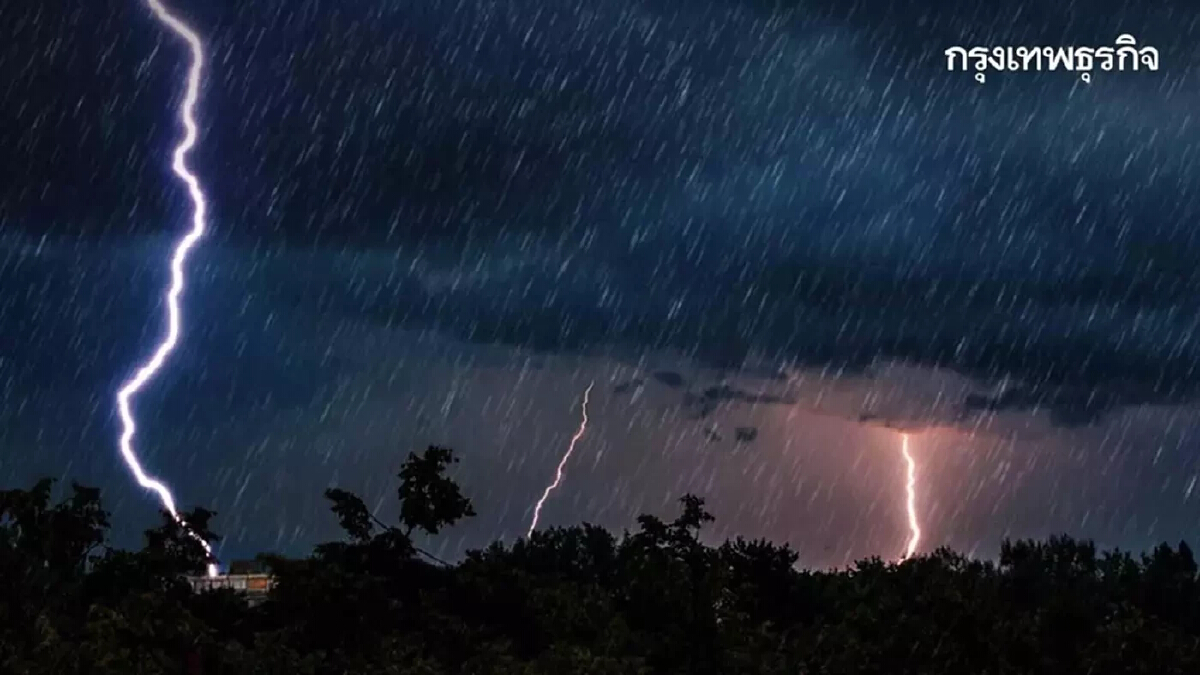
[900,433,921,559]
[527,381,594,537]
[115,0,217,577]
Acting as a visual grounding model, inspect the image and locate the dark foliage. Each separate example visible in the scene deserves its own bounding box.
[3,445,1200,673]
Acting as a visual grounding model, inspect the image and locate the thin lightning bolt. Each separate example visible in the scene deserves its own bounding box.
[116,0,218,577]
[527,381,594,537]
[900,433,921,559]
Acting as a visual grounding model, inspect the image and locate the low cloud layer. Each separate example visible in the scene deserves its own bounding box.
[3,234,1200,566]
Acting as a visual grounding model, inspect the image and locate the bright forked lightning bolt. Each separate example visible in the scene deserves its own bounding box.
[527,381,594,537]
[115,0,217,577]
[900,433,921,559]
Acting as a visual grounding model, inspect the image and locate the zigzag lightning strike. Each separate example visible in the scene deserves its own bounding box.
[527,381,594,537]
[900,433,921,559]
[115,0,217,577]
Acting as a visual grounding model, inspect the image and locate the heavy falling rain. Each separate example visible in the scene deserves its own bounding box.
[2,0,1200,670]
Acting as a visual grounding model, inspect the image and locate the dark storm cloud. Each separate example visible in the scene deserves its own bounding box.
[734,426,758,443]
[684,385,798,419]
[268,237,1200,427]
[611,378,644,394]
[5,0,1200,430]
[963,387,1127,429]
[651,371,686,388]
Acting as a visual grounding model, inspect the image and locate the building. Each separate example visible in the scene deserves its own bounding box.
[186,560,274,605]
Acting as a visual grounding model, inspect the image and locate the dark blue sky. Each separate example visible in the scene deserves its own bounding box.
[3,0,1200,568]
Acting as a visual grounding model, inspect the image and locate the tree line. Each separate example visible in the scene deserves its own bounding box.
[2,445,1199,673]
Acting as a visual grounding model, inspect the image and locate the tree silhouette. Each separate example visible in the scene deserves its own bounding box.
[397,445,475,537]
[3,446,1200,674]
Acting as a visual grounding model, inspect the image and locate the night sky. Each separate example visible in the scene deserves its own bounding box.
[3,0,1200,569]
